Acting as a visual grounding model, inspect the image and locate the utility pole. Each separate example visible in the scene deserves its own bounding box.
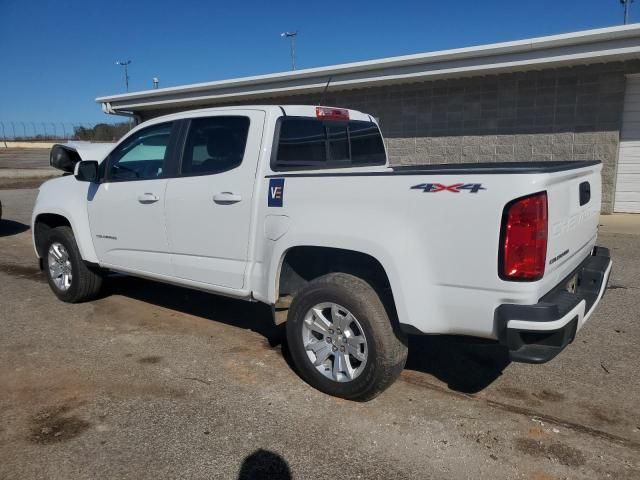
[281,31,298,70]
[621,0,634,24]
[115,60,132,92]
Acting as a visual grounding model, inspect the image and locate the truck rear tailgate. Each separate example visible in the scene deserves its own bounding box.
[542,161,602,288]
[388,160,605,339]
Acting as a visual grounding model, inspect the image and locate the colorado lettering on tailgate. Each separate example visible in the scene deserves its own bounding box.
[411,183,486,193]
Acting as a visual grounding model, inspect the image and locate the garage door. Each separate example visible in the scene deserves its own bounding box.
[615,76,640,213]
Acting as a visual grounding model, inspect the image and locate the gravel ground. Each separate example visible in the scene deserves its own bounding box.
[0,188,639,480]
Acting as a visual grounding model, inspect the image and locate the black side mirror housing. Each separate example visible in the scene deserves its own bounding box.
[74,161,99,182]
[50,144,82,173]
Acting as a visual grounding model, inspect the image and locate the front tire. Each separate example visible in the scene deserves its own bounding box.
[43,226,103,303]
[286,273,408,401]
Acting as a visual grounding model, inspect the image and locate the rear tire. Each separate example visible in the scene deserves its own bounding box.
[43,226,103,303]
[286,272,408,401]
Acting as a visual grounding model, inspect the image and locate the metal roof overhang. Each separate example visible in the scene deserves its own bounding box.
[97,24,640,116]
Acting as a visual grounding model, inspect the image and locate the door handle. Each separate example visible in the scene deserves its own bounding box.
[138,193,159,204]
[213,192,242,204]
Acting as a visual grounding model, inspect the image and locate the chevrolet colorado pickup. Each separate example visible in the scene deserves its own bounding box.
[32,105,612,400]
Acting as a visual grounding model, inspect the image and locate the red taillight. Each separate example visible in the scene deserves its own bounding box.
[500,192,548,281]
[316,106,349,121]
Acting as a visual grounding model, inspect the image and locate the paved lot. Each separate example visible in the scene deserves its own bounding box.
[0,149,59,188]
[0,148,50,169]
[0,188,639,479]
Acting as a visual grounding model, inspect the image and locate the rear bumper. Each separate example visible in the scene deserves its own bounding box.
[495,246,612,364]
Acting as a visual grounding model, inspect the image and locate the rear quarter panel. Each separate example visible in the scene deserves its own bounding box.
[252,163,602,340]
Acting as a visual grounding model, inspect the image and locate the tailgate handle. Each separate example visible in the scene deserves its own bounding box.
[579,182,591,206]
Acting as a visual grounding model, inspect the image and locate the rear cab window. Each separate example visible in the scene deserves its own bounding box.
[272,116,386,170]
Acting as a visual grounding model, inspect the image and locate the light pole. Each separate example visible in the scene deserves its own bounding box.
[281,31,298,70]
[115,60,132,92]
[621,0,634,24]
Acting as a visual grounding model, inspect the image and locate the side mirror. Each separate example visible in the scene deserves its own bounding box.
[74,161,99,182]
[50,144,82,173]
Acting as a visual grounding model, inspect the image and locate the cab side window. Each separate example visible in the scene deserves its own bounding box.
[108,122,173,181]
[181,116,250,176]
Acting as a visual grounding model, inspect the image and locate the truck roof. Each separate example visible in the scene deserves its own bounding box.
[142,105,375,125]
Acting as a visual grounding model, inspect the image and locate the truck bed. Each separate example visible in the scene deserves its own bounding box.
[268,161,601,177]
[267,159,603,339]
[391,160,601,175]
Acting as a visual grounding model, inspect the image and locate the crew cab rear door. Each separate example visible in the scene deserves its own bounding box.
[164,110,265,289]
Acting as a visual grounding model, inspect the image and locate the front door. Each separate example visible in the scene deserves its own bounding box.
[164,110,265,289]
[88,121,177,276]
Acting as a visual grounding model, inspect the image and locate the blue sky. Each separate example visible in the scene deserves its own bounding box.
[0,0,636,125]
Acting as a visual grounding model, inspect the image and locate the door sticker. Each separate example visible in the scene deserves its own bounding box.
[268,178,285,207]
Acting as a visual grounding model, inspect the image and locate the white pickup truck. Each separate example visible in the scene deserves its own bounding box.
[32,105,612,400]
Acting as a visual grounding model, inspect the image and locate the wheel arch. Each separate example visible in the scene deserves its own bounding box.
[33,210,98,264]
[273,245,405,327]
[34,213,71,257]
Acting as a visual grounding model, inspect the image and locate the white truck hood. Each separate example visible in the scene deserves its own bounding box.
[63,141,115,163]
[49,141,115,173]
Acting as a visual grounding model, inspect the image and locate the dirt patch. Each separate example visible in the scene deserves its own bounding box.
[466,430,501,451]
[91,295,217,336]
[532,390,566,402]
[138,356,163,365]
[399,371,639,450]
[0,263,44,283]
[514,438,586,467]
[497,386,529,401]
[5,342,36,352]
[400,370,464,396]
[133,384,187,399]
[529,472,561,480]
[527,427,548,439]
[582,404,621,426]
[29,404,91,445]
[226,345,253,354]
[223,358,260,386]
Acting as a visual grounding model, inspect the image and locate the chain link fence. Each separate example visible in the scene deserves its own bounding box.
[0,121,131,142]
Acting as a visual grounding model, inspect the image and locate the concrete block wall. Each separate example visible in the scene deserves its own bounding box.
[145,61,640,213]
[314,62,636,214]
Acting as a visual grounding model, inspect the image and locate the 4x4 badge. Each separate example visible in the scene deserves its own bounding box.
[411,183,486,193]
